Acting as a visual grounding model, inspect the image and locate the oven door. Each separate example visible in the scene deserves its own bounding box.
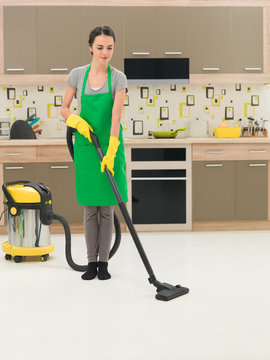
[132,169,186,224]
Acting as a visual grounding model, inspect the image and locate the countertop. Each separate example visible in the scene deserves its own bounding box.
[1,137,270,146]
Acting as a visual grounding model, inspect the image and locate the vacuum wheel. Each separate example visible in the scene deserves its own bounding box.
[5,254,12,260]
[14,256,22,263]
[41,254,49,262]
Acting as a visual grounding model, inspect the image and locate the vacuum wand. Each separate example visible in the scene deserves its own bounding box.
[90,130,189,301]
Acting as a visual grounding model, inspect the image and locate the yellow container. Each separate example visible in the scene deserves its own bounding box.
[214,127,241,138]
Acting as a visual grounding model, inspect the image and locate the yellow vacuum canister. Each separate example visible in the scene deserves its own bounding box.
[2,181,54,263]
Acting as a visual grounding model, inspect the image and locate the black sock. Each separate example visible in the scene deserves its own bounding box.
[81,262,98,280]
[98,261,111,280]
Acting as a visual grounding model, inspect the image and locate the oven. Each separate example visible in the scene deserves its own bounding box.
[128,145,191,231]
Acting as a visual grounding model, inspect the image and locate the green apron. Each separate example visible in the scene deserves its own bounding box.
[74,64,128,206]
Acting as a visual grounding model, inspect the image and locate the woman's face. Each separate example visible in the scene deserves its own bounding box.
[90,35,114,64]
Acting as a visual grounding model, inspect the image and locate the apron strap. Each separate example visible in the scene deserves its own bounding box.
[108,64,112,94]
[81,64,112,95]
[81,64,91,96]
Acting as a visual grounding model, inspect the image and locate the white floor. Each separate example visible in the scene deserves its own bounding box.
[0,230,270,360]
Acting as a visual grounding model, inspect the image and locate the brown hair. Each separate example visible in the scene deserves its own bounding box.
[88,26,116,54]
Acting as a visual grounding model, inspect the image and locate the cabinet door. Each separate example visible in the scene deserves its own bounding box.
[192,161,235,221]
[231,7,263,73]
[36,7,81,74]
[190,7,231,74]
[3,163,38,183]
[156,7,190,58]
[4,6,37,74]
[123,7,157,58]
[81,7,124,71]
[37,163,83,223]
[236,161,267,220]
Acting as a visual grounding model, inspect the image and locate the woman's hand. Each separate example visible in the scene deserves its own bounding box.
[66,114,94,143]
[101,136,120,176]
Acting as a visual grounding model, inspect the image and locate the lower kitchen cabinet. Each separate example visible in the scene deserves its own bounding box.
[37,163,83,224]
[3,163,38,183]
[193,160,268,221]
[236,161,268,220]
[192,161,235,221]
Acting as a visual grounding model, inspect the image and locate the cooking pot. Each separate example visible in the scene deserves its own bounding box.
[152,128,186,138]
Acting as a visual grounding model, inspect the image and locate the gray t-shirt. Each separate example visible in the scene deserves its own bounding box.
[66,64,127,114]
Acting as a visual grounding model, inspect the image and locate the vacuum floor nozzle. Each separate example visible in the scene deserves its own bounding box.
[155,283,189,301]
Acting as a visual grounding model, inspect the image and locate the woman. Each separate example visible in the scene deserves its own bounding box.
[60,25,128,281]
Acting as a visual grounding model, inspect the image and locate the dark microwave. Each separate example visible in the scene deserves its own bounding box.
[124,58,189,85]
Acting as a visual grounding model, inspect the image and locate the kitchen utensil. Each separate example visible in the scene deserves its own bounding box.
[29,117,40,127]
[10,120,36,139]
[152,128,186,138]
[26,114,36,122]
[34,129,42,135]
[247,117,254,136]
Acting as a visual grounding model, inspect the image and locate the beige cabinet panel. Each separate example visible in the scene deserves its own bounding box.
[4,7,37,74]
[37,163,83,224]
[156,7,190,58]
[231,7,263,73]
[37,7,81,74]
[3,163,38,183]
[236,161,267,220]
[123,7,157,58]
[190,7,231,74]
[192,161,235,221]
[80,7,124,71]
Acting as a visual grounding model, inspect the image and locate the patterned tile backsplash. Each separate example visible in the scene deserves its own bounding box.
[1,83,270,139]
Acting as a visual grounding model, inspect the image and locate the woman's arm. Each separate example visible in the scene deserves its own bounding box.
[110,88,126,137]
[60,85,76,120]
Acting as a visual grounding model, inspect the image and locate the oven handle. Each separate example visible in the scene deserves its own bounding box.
[132,177,187,180]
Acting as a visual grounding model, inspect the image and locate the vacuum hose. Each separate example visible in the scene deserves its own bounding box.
[52,211,121,272]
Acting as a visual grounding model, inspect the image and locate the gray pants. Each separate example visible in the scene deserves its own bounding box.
[84,206,114,262]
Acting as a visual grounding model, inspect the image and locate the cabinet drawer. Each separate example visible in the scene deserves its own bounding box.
[0,147,36,162]
[36,146,71,162]
[192,144,270,161]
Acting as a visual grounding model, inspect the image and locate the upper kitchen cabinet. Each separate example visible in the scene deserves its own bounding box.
[4,7,37,74]
[36,7,81,74]
[190,7,231,74]
[231,7,263,73]
[80,7,124,71]
[123,7,157,58]
[156,7,190,58]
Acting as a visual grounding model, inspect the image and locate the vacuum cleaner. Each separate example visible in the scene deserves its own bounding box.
[2,129,189,301]
[2,181,120,270]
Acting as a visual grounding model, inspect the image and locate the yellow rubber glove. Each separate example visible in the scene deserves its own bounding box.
[101,136,120,176]
[66,114,93,143]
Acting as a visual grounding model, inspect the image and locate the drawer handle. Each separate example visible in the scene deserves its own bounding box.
[132,52,150,56]
[5,166,24,170]
[50,166,69,169]
[4,153,23,156]
[132,177,187,180]
[202,67,220,71]
[6,68,24,72]
[249,150,266,153]
[244,67,262,71]
[248,163,266,167]
[164,51,182,55]
[205,150,224,154]
[205,164,223,167]
[50,68,68,72]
